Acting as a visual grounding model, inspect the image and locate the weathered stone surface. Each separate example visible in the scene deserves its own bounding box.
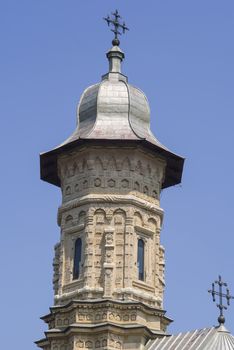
[37,145,170,350]
[37,40,184,350]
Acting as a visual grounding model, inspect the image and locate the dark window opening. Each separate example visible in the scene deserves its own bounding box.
[137,239,144,281]
[73,238,82,280]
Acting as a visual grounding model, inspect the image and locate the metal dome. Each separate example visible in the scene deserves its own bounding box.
[40,45,184,188]
[60,46,168,150]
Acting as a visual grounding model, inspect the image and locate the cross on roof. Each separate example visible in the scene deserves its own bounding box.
[104,10,129,46]
[208,275,234,325]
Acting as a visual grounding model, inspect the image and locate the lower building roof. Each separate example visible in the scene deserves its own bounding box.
[145,325,234,350]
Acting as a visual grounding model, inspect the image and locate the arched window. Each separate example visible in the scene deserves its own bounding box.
[137,239,145,281]
[73,238,82,280]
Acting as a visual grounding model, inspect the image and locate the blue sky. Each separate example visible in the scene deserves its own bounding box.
[1,1,234,348]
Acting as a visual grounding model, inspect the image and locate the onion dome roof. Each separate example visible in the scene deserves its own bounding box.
[40,44,184,188]
[61,46,167,149]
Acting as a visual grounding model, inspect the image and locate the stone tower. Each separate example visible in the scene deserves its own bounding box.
[36,22,184,350]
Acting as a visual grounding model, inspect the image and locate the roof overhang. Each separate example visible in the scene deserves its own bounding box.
[40,139,184,189]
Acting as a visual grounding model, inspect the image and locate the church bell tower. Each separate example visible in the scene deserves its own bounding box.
[36,11,184,350]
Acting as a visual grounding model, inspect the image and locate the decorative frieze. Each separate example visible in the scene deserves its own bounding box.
[58,147,165,205]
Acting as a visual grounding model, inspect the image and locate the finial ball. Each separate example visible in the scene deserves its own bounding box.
[112,38,120,46]
[218,315,225,324]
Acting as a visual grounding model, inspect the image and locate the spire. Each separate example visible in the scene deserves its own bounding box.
[104,10,129,74]
[106,46,124,74]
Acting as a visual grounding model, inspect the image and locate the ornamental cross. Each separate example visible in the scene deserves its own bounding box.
[208,275,234,325]
[104,10,129,46]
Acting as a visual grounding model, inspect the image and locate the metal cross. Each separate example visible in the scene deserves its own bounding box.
[208,275,234,325]
[104,10,129,46]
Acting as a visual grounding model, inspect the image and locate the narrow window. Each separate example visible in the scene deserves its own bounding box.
[137,239,145,281]
[73,238,82,279]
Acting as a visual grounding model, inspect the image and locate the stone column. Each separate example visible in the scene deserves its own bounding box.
[83,213,94,291]
[124,216,134,289]
[103,227,115,298]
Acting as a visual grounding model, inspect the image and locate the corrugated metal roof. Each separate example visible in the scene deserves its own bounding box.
[146,325,234,350]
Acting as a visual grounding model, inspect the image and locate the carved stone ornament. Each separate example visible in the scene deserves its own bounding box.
[108,179,116,188]
[106,233,114,245]
[94,178,101,187]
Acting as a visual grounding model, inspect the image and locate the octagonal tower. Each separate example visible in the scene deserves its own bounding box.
[36,26,184,350]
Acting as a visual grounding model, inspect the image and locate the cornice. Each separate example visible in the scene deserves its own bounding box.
[58,194,164,224]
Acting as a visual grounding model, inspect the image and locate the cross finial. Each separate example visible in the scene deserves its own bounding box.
[104,10,129,46]
[208,275,234,325]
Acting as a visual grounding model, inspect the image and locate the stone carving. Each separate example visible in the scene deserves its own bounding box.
[53,243,60,295]
[49,146,168,349]
[86,314,93,321]
[102,313,107,320]
[114,209,125,225]
[65,215,73,224]
[105,268,112,276]
[102,339,107,347]
[60,152,163,202]
[105,233,114,245]
[85,341,93,348]
[134,212,143,226]
[78,211,86,225]
[65,186,71,195]
[110,338,115,347]
[159,245,165,291]
[94,178,101,187]
[95,157,104,171]
[58,195,162,230]
[75,340,84,348]
[82,159,88,173]
[121,179,129,188]
[134,181,140,191]
[95,340,100,348]
[108,179,116,188]
[135,160,143,174]
[115,314,121,321]
[147,164,152,176]
[122,157,131,171]
[116,341,121,349]
[95,209,106,224]
[107,157,117,171]
[148,218,157,231]
[67,164,75,178]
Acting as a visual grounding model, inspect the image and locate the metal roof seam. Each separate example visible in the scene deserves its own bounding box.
[172,332,193,350]
[179,330,199,350]
[160,332,183,350]
[196,327,215,350]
